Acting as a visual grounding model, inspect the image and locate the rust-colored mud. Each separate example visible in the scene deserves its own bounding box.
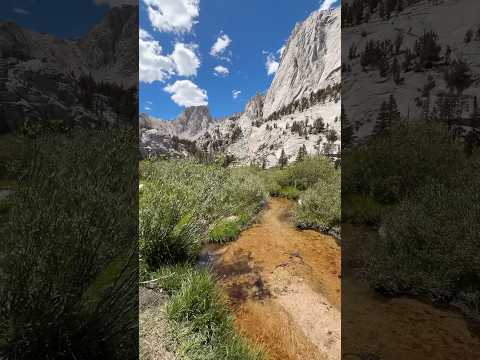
[342,224,480,360]
[343,277,480,360]
[208,197,341,360]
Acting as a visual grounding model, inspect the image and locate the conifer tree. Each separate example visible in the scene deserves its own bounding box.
[296,144,308,162]
[392,56,401,84]
[341,104,355,149]
[373,101,390,136]
[388,94,401,124]
[279,149,288,168]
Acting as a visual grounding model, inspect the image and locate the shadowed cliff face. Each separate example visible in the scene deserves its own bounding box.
[0,5,138,132]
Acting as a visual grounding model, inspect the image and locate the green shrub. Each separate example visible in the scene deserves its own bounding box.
[343,122,465,204]
[342,194,388,225]
[210,218,241,243]
[296,178,340,230]
[279,156,337,191]
[366,181,480,312]
[278,186,302,200]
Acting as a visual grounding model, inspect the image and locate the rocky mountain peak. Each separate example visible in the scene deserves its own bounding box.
[173,105,214,138]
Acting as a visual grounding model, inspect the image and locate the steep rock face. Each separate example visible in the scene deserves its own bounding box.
[263,7,340,119]
[244,93,265,120]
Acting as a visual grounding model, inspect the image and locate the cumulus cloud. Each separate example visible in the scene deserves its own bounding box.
[214,65,229,77]
[265,53,279,75]
[139,28,175,83]
[171,43,200,77]
[139,29,200,83]
[143,0,199,33]
[164,80,208,107]
[319,0,336,11]
[232,90,242,99]
[210,33,232,59]
[94,0,136,6]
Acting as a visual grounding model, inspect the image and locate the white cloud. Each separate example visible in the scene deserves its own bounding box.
[94,0,136,6]
[319,0,336,11]
[139,29,201,83]
[210,33,232,58]
[13,7,29,15]
[145,106,152,111]
[277,45,286,58]
[143,0,199,33]
[214,65,229,77]
[146,101,153,105]
[164,80,208,107]
[171,43,200,77]
[232,90,241,99]
[139,28,175,83]
[265,53,279,75]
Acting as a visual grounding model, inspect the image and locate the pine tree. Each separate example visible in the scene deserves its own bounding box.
[379,0,385,18]
[444,59,473,94]
[394,32,403,54]
[373,101,390,136]
[279,149,288,168]
[379,55,389,77]
[392,56,401,84]
[261,157,267,170]
[313,117,325,133]
[388,94,401,124]
[341,104,355,149]
[419,75,436,120]
[296,144,308,162]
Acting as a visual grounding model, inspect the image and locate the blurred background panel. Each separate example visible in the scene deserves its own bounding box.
[341,0,480,359]
[0,1,139,359]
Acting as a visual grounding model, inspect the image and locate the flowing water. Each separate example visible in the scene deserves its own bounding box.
[201,198,480,360]
[202,197,341,360]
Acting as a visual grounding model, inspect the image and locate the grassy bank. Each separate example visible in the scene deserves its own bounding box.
[139,159,268,359]
[263,156,341,231]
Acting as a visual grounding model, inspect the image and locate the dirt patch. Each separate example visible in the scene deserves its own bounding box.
[139,287,177,360]
[208,197,341,360]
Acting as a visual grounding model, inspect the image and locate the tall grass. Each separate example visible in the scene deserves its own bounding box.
[155,266,263,360]
[139,160,268,273]
[0,128,138,359]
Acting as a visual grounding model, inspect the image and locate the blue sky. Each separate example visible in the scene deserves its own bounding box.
[140,0,340,120]
[0,0,118,39]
